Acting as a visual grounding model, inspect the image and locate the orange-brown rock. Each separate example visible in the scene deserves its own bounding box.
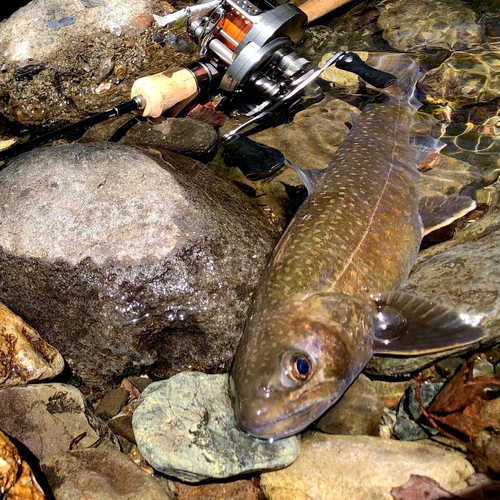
[0,429,46,499]
[0,303,64,387]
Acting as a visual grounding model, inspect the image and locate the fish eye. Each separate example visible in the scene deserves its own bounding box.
[289,352,313,382]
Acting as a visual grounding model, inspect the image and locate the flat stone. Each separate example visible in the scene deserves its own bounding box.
[260,433,475,500]
[40,448,172,499]
[315,374,384,436]
[95,387,129,420]
[133,372,300,482]
[0,383,119,461]
[108,414,136,443]
[119,118,218,158]
[0,302,64,387]
[0,143,276,386]
[172,478,265,500]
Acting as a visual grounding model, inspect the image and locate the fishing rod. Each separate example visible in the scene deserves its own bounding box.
[0,0,396,167]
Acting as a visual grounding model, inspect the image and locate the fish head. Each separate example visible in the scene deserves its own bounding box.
[230,292,374,440]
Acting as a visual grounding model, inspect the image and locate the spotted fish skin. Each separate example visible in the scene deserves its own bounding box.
[230,56,427,439]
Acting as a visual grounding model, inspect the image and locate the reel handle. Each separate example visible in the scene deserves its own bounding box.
[298,0,353,22]
[131,68,199,118]
[336,52,396,89]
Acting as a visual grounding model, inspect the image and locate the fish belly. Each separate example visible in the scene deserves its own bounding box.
[259,102,422,303]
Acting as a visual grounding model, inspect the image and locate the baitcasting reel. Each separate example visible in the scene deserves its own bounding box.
[132,0,397,135]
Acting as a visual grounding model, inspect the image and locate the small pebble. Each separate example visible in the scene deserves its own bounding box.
[95,387,129,420]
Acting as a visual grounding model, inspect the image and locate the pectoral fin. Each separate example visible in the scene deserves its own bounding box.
[287,157,327,195]
[419,194,476,235]
[372,291,486,355]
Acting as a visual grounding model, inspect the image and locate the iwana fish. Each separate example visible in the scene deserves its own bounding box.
[229,53,486,440]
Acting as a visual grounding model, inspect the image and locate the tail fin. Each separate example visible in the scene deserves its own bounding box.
[365,53,421,111]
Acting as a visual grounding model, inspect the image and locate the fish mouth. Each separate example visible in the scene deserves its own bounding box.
[243,398,331,440]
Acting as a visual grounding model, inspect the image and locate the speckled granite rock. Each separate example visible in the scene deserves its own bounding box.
[41,449,171,500]
[260,433,475,500]
[0,383,119,461]
[0,0,197,126]
[0,302,64,387]
[133,372,300,482]
[0,142,276,386]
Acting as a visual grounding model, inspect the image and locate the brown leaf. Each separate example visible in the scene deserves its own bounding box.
[391,475,460,500]
[120,378,141,401]
[186,103,225,127]
[426,357,500,439]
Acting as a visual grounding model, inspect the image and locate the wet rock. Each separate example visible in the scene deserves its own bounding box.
[40,448,171,500]
[296,25,377,65]
[119,118,218,158]
[394,382,444,441]
[173,478,266,500]
[0,302,64,387]
[260,433,475,500]
[471,355,495,378]
[419,50,500,107]
[95,388,129,420]
[0,143,276,386]
[133,372,300,482]
[315,374,384,436]
[0,383,119,461]
[377,0,482,52]
[0,0,198,126]
[435,357,463,378]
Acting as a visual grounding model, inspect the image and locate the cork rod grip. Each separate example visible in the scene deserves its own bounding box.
[298,0,353,22]
[131,68,199,118]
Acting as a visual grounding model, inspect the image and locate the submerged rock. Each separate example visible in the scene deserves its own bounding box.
[250,95,359,172]
[419,50,500,107]
[40,449,171,500]
[0,383,119,461]
[0,0,197,126]
[133,372,300,482]
[377,0,482,52]
[0,302,64,387]
[260,433,475,500]
[0,142,276,386]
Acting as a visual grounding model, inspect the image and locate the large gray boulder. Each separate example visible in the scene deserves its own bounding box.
[0,0,197,126]
[0,142,277,386]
